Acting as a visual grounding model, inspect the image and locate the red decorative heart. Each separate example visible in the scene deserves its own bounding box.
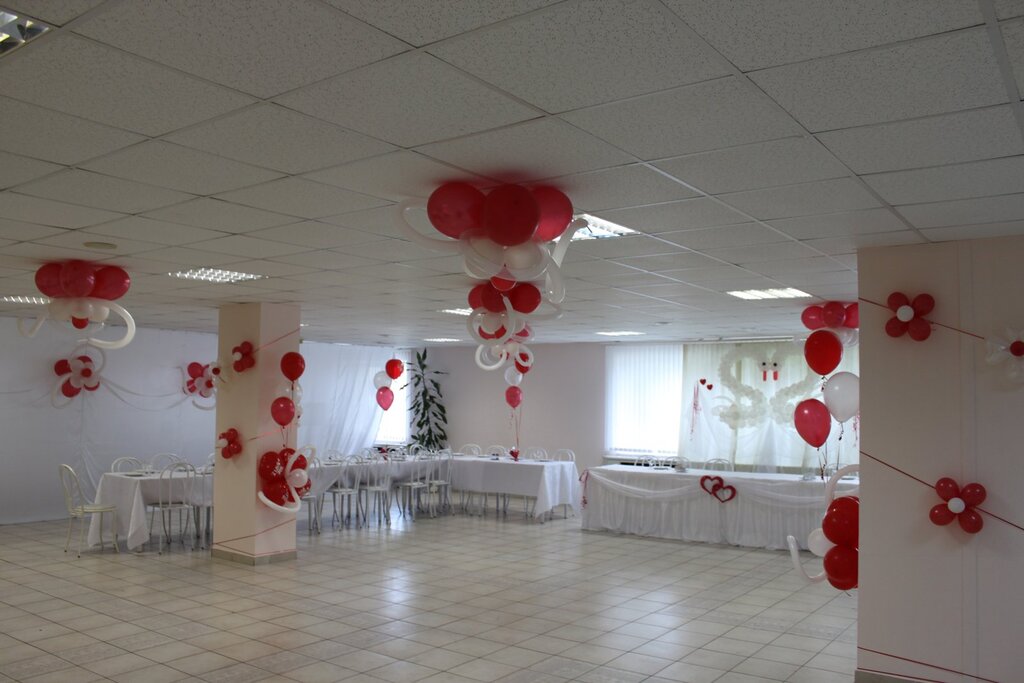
[700,475,723,496]
[706,383,713,390]
[714,485,736,503]
[699,378,706,385]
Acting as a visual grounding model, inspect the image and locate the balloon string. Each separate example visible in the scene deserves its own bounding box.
[104,382,191,411]
[103,378,182,398]
[857,646,1000,683]
[860,450,1024,533]
[253,327,301,354]
[857,297,986,341]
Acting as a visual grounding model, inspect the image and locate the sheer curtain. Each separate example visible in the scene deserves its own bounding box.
[375,350,411,445]
[605,344,684,456]
[298,343,395,456]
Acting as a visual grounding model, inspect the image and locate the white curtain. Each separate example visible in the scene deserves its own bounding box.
[605,344,684,456]
[298,343,395,456]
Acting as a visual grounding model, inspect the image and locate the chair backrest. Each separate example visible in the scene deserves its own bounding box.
[432,450,453,482]
[460,443,482,455]
[676,457,691,470]
[633,454,654,467]
[206,451,216,466]
[524,447,548,460]
[704,458,733,471]
[159,462,195,507]
[302,457,321,498]
[553,449,575,462]
[111,457,143,472]
[337,455,362,490]
[297,444,317,461]
[486,444,508,456]
[323,449,344,461]
[149,452,182,471]
[58,464,84,513]
[365,455,392,488]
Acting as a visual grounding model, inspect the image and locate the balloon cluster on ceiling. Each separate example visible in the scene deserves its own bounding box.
[372,358,404,411]
[22,260,135,349]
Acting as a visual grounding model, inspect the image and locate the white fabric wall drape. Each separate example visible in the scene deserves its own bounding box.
[605,343,684,456]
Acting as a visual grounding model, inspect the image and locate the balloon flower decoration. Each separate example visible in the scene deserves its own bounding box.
[985,329,1024,382]
[231,341,256,373]
[788,464,860,591]
[20,261,135,349]
[929,477,986,534]
[884,292,934,341]
[217,428,242,459]
[257,448,310,513]
[373,358,404,411]
[182,361,223,409]
[52,348,104,407]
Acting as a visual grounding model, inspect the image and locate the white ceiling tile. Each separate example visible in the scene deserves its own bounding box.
[321,205,407,240]
[84,141,282,195]
[15,169,194,213]
[278,52,539,147]
[666,0,982,70]
[136,247,242,268]
[659,224,790,250]
[562,77,803,160]
[0,152,62,190]
[611,252,721,272]
[653,137,849,194]
[142,198,296,234]
[0,96,143,165]
[0,241,101,263]
[701,241,822,264]
[816,106,1024,174]
[73,0,407,98]
[718,178,881,220]
[191,235,311,259]
[897,193,1024,228]
[0,217,65,241]
[221,260,317,278]
[0,35,254,136]
[996,0,1024,19]
[767,208,908,239]
[80,217,228,246]
[336,239,431,262]
[8,0,104,25]
[597,198,751,234]
[29,230,162,256]
[1002,19,1024,95]
[429,0,728,112]
[216,178,390,220]
[920,220,1024,241]
[248,221,383,250]
[744,256,851,277]
[750,29,1006,131]
[0,192,122,228]
[415,118,633,180]
[164,104,395,175]
[268,250,380,270]
[863,156,1024,205]
[305,151,489,202]
[541,165,698,213]
[801,230,926,255]
[569,235,684,259]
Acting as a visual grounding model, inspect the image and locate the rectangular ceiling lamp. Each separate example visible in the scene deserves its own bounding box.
[726,288,810,300]
[0,9,49,56]
[169,268,264,283]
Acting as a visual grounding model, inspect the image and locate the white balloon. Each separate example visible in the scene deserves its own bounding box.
[287,468,308,489]
[291,383,303,403]
[896,304,915,322]
[48,299,72,319]
[822,371,859,422]
[373,371,391,389]
[72,300,93,319]
[503,242,543,271]
[947,497,966,514]
[504,367,523,387]
[479,312,505,335]
[92,304,110,322]
[807,527,835,557]
[834,328,859,347]
[216,437,228,448]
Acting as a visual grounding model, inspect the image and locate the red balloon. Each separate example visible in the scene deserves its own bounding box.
[258,450,286,480]
[187,362,205,379]
[480,284,506,313]
[270,396,295,427]
[239,341,253,354]
[385,359,404,380]
[505,386,523,408]
[261,479,290,506]
[822,301,846,328]
[801,305,825,330]
[507,283,542,314]
[427,182,485,239]
[280,352,305,381]
[532,186,573,242]
[54,359,71,376]
[960,482,987,507]
[822,509,858,548]
[61,379,80,398]
[243,355,256,369]
[934,477,960,501]
[887,292,910,311]
[59,260,96,298]
[224,428,238,442]
[907,317,931,341]
[912,293,935,316]
[828,574,858,591]
[490,276,516,292]
[35,263,63,297]
[804,330,843,375]
[290,478,311,502]
[71,317,90,330]
[376,386,394,410]
[843,303,859,329]
[233,360,245,373]
[90,266,130,300]
[290,452,306,471]
[227,441,242,456]
[958,509,984,534]
[823,545,858,584]
[885,318,908,338]
[468,284,487,309]
[929,503,956,526]
[828,496,859,523]
[516,325,531,339]
[483,185,539,247]
[515,352,531,374]
[794,398,831,448]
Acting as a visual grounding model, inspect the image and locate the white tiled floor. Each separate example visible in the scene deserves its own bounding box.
[0,512,856,682]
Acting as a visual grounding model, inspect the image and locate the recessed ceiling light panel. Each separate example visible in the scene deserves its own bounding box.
[568,214,637,241]
[1,294,50,304]
[0,9,50,56]
[596,331,645,337]
[169,268,264,284]
[423,337,461,343]
[727,288,810,300]
[438,308,472,316]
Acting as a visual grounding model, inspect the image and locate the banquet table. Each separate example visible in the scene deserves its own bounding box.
[450,456,580,519]
[88,470,213,550]
[580,464,858,550]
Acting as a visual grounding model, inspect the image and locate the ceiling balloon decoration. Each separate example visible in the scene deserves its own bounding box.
[20,261,136,349]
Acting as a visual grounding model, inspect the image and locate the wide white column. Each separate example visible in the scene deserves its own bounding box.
[211,303,300,564]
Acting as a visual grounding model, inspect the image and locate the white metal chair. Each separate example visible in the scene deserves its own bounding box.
[149,452,182,472]
[326,455,361,528]
[59,464,119,558]
[397,454,432,520]
[359,455,393,526]
[486,444,508,456]
[460,443,482,455]
[110,457,143,472]
[300,455,323,534]
[553,449,575,462]
[524,447,548,461]
[704,458,733,471]
[154,462,196,554]
[426,450,453,517]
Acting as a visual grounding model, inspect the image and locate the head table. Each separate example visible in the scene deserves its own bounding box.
[581,464,858,550]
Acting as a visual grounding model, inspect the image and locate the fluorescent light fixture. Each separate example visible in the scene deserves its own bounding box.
[169,268,264,284]
[439,308,472,316]
[0,9,50,56]
[1,295,50,304]
[423,337,461,343]
[568,214,637,241]
[727,288,810,300]
[596,331,645,337]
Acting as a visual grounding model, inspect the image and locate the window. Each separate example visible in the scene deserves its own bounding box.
[605,344,684,456]
[374,352,410,445]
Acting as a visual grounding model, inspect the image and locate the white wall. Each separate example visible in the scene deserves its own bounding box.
[429,343,606,471]
[858,237,1024,682]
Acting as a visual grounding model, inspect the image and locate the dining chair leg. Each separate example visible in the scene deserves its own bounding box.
[77,514,86,558]
[64,515,74,553]
[112,510,120,553]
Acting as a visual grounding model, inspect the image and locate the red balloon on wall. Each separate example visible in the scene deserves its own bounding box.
[507,283,542,314]
[60,260,96,298]
[532,186,573,242]
[90,266,131,300]
[801,306,825,330]
[958,509,984,534]
[270,396,296,427]
[934,477,959,501]
[483,185,539,247]
[960,482,987,507]
[912,293,935,316]
[35,263,63,297]
[261,479,290,506]
[907,317,931,341]
[280,352,305,381]
[427,182,484,239]
[794,398,831,448]
[929,503,956,526]
[385,359,404,379]
[505,386,523,408]
[804,330,843,375]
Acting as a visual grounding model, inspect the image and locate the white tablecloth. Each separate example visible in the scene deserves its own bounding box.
[581,465,858,550]
[450,456,580,519]
[89,471,212,550]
